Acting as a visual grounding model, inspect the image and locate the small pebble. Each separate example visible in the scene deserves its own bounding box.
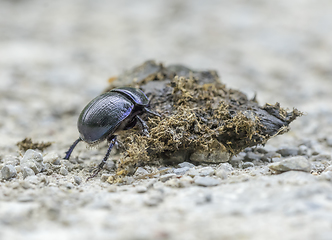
[298,145,311,156]
[144,179,157,189]
[108,185,117,192]
[186,168,200,177]
[74,176,82,185]
[326,137,332,147]
[136,186,148,193]
[22,167,35,179]
[177,162,195,168]
[178,176,193,188]
[311,154,332,161]
[43,152,60,164]
[215,169,228,180]
[22,149,43,162]
[14,165,22,173]
[242,162,254,169]
[20,181,31,189]
[134,167,149,176]
[2,155,20,166]
[174,167,190,175]
[60,160,74,171]
[40,175,49,185]
[1,165,17,180]
[194,177,221,187]
[276,147,299,157]
[66,183,74,189]
[144,192,163,206]
[195,192,212,205]
[17,195,34,202]
[104,160,115,171]
[21,149,45,174]
[318,171,332,181]
[165,178,181,188]
[59,167,69,176]
[160,173,176,182]
[229,154,244,168]
[261,152,281,162]
[216,163,233,172]
[25,175,39,185]
[198,167,215,176]
[311,144,323,155]
[268,156,311,173]
[255,147,269,154]
[245,152,263,161]
[101,174,112,182]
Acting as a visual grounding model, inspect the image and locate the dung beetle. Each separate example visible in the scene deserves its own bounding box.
[64,87,160,180]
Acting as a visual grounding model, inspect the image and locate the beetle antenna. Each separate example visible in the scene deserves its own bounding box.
[86,136,117,181]
[64,138,82,160]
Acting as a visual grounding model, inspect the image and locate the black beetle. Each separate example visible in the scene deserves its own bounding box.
[64,87,160,180]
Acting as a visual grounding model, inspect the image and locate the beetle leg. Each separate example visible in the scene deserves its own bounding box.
[86,135,117,181]
[64,138,82,160]
[144,107,161,118]
[136,115,149,137]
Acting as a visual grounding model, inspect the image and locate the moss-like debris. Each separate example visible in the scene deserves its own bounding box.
[17,138,52,152]
[107,60,302,177]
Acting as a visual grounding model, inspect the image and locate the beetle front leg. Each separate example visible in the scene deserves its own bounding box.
[64,138,82,160]
[86,135,117,181]
[144,107,161,117]
[136,115,149,137]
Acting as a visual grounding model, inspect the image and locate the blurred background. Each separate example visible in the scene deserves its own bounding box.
[0,0,331,150]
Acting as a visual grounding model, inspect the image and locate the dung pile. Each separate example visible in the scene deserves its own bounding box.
[106,61,302,176]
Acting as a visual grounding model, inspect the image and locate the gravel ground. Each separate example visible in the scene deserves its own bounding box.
[1,1,332,239]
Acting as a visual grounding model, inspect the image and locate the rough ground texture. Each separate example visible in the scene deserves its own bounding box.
[1,1,332,240]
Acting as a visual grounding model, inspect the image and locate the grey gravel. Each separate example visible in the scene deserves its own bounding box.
[134,167,149,176]
[311,153,332,162]
[1,165,17,180]
[22,167,35,179]
[73,176,82,185]
[65,183,74,189]
[104,160,115,171]
[242,162,255,169]
[101,174,112,182]
[245,152,263,162]
[261,152,282,162]
[178,162,195,168]
[298,145,311,156]
[160,173,176,182]
[194,177,221,187]
[43,152,60,164]
[215,169,228,180]
[24,176,39,185]
[59,167,69,176]
[136,186,148,193]
[2,155,20,166]
[196,167,215,176]
[174,167,190,175]
[268,156,312,173]
[21,150,45,174]
[1,1,332,240]
[144,192,163,206]
[326,137,332,147]
[276,147,299,157]
[229,154,244,167]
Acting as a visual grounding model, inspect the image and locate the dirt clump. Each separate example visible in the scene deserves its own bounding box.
[16,138,52,152]
[106,60,302,177]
